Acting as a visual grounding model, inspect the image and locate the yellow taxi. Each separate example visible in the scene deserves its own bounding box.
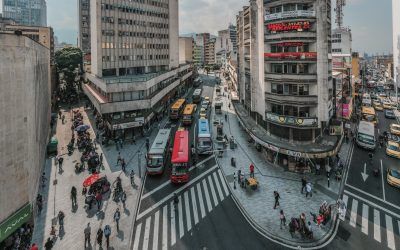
[199,108,207,119]
[383,101,392,109]
[390,123,400,136]
[386,141,400,158]
[373,101,383,111]
[387,168,400,188]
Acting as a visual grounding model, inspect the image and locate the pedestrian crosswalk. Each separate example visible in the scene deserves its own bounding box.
[342,194,400,250]
[133,169,230,250]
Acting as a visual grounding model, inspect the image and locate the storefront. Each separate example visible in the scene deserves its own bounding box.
[0,204,33,248]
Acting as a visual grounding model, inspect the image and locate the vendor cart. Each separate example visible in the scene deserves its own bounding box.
[246,177,258,190]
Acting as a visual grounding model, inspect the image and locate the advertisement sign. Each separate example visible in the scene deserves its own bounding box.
[265,10,315,21]
[264,52,317,60]
[274,42,304,47]
[267,21,311,32]
[112,117,144,130]
[0,204,32,242]
[266,113,317,127]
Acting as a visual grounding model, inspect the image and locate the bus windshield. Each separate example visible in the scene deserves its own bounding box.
[172,164,188,175]
[147,156,163,167]
[358,133,374,145]
[198,138,212,147]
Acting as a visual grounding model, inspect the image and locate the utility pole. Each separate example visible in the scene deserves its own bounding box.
[137,151,142,179]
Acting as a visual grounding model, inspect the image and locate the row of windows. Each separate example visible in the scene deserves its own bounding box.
[271,83,310,96]
[102,54,168,62]
[268,3,310,14]
[332,48,342,53]
[102,65,169,77]
[332,39,341,43]
[115,18,168,29]
[102,43,168,49]
[270,45,309,53]
[101,4,169,18]
[332,33,341,39]
[111,110,143,120]
[270,63,310,74]
[101,30,169,39]
[271,104,310,117]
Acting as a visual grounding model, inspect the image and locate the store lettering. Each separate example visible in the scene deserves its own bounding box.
[267,21,311,32]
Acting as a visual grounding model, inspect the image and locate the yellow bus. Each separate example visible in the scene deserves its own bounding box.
[170,99,186,120]
[182,104,197,125]
[361,106,378,126]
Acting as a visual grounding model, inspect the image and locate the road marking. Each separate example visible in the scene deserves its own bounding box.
[345,184,400,212]
[193,123,197,143]
[341,194,349,221]
[208,175,219,207]
[381,159,386,201]
[362,204,369,235]
[162,205,168,250]
[184,191,192,232]
[196,183,206,218]
[141,156,214,200]
[152,210,160,250]
[202,179,213,212]
[133,223,142,250]
[374,209,381,243]
[350,199,358,227]
[190,187,199,225]
[385,214,396,250]
[143,216,152,250]
[213,172,224,201]
[344,142,355,185]
[218,169,230,196]
[137,165,218,220]
[178,194,184,238]
[170,201,176,246]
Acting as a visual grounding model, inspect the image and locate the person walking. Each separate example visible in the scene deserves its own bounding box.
[279,210,286,229]
[44,238,53,250]
[249,164,255,178]
[104,225,111,249]
[315,163,321,175]
[130,170,135,186]
[96,228,103,248]
[117,152,122,165]
[121,158,126,172]
[84,223,91,248]
[57,156,64,172]
[57,211,65,231]
[70,186,77,207]
[114,208,121,231]
[301,177,307,194]
[99,153,103,167]
[95,191,102,210]
[273,191,280,209]
[121,190,127,209]
[305,182,313,198]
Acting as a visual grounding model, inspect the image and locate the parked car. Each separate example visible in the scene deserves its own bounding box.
[385,109,395,119]
[390,123,400,136]
[387,168,400,188]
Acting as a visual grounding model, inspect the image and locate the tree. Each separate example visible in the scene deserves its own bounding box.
[55,47,83,90]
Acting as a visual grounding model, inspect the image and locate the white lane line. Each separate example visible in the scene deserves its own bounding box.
[133,223,142,250]
[213,172,225,201]
[162,205,168,250]
[350,199,358,227]
[374,209,381,243]
[178,194,184,239]
[190,187,199,225]
[202,179,213,212]
[143,217,152,250]
[184,191,192,232]
[342,194,349,219]
[385,215,396,250]
[137,165,218,220]
[152,210,160,250]
[196,183,206,218]
[344,190,400,219]
[381,160,386,201]
[218,169,230,196]
[170,201,176,246]
[362,204,369,235]
[208,176,219,206]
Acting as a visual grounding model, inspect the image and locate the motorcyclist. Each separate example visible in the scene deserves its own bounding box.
[130,170,135,185]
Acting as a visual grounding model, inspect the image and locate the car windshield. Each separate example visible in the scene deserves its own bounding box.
[390,169,400,178]
[387,110,394,115]
[358,133,374,145]
[388,145,399,151]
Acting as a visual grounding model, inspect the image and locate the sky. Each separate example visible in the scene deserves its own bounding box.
[0,0,393,54]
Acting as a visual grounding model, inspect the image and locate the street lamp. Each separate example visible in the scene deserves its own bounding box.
[137,150,142,179]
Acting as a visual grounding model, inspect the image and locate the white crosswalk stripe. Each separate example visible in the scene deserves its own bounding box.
[132,169,231,249]
[341,194,400,250]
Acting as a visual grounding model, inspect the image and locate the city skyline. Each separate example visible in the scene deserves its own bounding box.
[0,0,393,54]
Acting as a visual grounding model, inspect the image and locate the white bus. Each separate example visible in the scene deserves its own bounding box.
[146,129,172,175]
[356,121,376,150]
[192,88,202,103]
[196,119,213,155]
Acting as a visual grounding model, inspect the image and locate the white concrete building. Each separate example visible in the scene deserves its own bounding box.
[179,36,194,64]
[393,0,400,85]
[332,27,352,54]
[84,0,192,139]
[78,0,91,55]
[0,33,50,242]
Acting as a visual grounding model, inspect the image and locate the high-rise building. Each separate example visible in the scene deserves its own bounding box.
[236,0,338,171]
[228,24,237,52]
[179,36,194,64]
[84,0,192,138]
[393,0,400,85]
[205,38,216,65]
[78,0,91,55]
[0,32,50,244]
[193,45,204,67]
[2,0,47,26]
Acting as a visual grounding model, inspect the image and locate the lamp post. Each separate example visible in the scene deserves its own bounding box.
[137,150,142,179]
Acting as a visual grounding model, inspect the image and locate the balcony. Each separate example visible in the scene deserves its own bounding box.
[265,31,316,41]
[265,10,315,22]
[264,52,317,61]
[265,73,317,83]
[265,92,318,105]
[266,112,318,128]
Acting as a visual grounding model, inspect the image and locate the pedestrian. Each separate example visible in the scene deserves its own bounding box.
[61,114,65,124]
[71,186,77,206]
[95,191,102,210]
[279,210,286,229]
[305,182,313,198]
[301,177,307,193]
[58,110,62,119]
[104,225,111,249]
[315,163,321,175]
[307,221,314,239]
[99,153,103,167]
[325,164,331,178]
[130,170,135,186]
[237,169,241,184]
[96,228,103,248]
[117,152,122,165]
[58,156,64,172]
[84,223,91,248]
[57,211,65,231]
[249,164,255,178]
[121,190,127,209]
[121,158,126,172]
[114,208,121,231]
[44,238,53,250]
[41,172,47,188]
[119,138,124,149]
[146,141,150,152]
[273,191,280,209]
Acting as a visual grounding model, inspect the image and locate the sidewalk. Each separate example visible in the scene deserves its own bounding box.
[31,106,162,249]
[212,80,352,246]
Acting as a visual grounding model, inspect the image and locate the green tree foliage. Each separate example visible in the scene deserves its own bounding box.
[55,47,83,88]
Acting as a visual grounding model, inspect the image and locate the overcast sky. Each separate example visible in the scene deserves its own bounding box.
[0,0,393,54]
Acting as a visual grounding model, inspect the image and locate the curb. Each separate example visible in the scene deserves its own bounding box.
[128,174,146,249]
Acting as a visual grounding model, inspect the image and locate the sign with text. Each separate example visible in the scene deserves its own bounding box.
[0,204,32,242]
[267,21,311,32]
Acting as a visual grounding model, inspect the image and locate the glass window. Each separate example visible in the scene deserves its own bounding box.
[283,84,289,95]
[277,84,283,94]
[271,83,277,93]
[124,92,131,101]
[132,92,139,100]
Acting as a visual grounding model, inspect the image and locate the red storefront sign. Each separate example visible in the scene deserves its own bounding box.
[267,21,311,32]
[274,42,304,47]
[264,52,317,60]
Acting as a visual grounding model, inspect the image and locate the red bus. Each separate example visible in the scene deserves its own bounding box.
[170,129,190,183]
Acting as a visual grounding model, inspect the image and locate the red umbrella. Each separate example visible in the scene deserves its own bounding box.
[83,173,100,187]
